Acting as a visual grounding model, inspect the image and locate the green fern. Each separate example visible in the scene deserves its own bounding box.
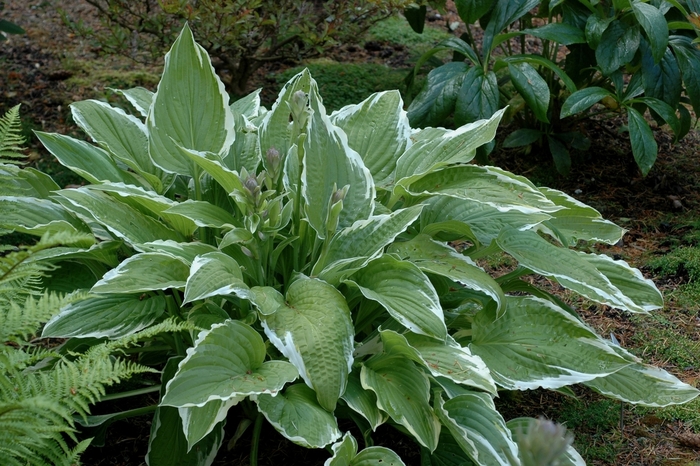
[0,232,188,465]
[0,105,26,164]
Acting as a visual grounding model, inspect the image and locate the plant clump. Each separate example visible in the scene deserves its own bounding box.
[1,24,698,466]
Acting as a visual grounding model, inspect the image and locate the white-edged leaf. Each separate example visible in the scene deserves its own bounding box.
[325,432,406,466]
[54,187,184,244]
[419,195,551,245]
[330,90,411,189]
[147,24,234,176]
[87,183,197,236]
[302,73,375,237]
[28,240,120,267]
[162,320,298,408]
[114,86,154,118]
[435,393,518,466]
[255,384,341,448]
[0,196,90,236]
[178,398,241,452]
[340,371,387,431]
[497,227,663,312]
[135,240,218,264]
[183,252,250,304]
[389,234,506,316]
[230,88,262,118]
[35,131,144,186]
[378,329,496,394]
[70,99,167,192]
[584,352,700,407]
[403,165,560,214]
[260,276,354,411]
[42,293,166,339]
[147,357,224,466]
[345,256,446,340]
[91,252,190,294]
[470,296,630,390]
[361,354,440,451]
[164,199,240,229]
[394,109,504,187]
[175,146,245,194]
[313,205,423,282]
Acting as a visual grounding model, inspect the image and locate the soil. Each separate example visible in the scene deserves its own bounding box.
[2,1,700,465]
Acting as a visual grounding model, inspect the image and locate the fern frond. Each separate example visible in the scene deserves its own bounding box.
[0,105,26,165]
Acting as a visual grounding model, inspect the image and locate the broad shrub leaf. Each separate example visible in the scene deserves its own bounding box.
[407,62,468,128]
[508,63,550,123]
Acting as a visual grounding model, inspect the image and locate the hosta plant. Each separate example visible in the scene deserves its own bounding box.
[407,0,700,175]
[3,25,699,465]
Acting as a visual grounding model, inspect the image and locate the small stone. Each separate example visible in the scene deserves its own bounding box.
[574,189,582,194]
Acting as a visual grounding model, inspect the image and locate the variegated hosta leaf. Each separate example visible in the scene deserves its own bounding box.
[91,252,190,294]
[178,398,242,450]
[312,205,423,283]
[54,187,184,244]
[259,69,313,166]
[42,293,166,339]
[226,112,261,172]
[0,164,60,199]
[506,418,585,466]
[470,296,631,390]
[377,329,496,395]
[583,345,700,407]
[0,196,90,236]
[147,24,234,176]
[302,73,375,237]
[161,320,298,408]
[345,256,446,339]
[325,432,406,466]
[419,195,551,245]
[86,183,197,236]
[537,187,626,246]
[230,88,262,119]
[389,233,506,316]
[35,131,144,187]
[175,146,245,194]
[164,199,240,229]
[114,86,154,118]
[403,165,560,215]
[70,99,168,193]
[340,371,387,431]
[147,357,224,466]
[361,354,441,451]
[393,109,505,187]
[28,240,120,267]
[183,252,250,304]
[260,276,354,411]
[330,90,411,189]
[435,393,518,466]
[255,384,341,449]
[497,227,663,313]
[135,240,218,264]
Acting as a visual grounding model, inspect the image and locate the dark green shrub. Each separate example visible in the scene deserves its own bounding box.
[407,0,700,176]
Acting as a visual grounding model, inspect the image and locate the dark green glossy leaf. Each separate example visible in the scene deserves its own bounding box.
[407,62,468,128]
[547,135,571,176]
[508,62,550,123]
[454,67,499,125]
[640,41,681,110]
[502,128,542,148]
[404,5,427,33]
[669,35,700,114]
[626,106,657,176]
[482,0,541,56]
[455,0,493,23]
[522,23,586,45]
[596,21,641,75]
[633,97,680,136]
[560,87,614,118]
[631,0,668,63]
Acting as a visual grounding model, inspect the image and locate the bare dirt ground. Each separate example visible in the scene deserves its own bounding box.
[2,1,700,465]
